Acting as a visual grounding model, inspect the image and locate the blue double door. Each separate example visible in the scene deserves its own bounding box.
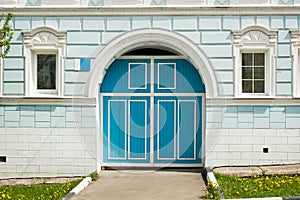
[101,57,205,166]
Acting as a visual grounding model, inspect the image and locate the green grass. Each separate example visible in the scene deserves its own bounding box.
[215,173,300,199]
[0,179,82,200]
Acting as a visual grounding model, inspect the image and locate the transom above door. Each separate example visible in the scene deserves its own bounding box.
[100,56,205,167]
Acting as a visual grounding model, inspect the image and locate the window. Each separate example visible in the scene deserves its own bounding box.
[23,27,66,96]
[36,53,57,91]
[241,53,265,93]
[233,26,277,98]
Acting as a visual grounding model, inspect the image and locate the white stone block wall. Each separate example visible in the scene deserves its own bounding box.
[0,128,97,179]
[205,129,300,167]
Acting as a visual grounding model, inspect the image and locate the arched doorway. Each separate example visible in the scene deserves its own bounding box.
[100,47,205,167]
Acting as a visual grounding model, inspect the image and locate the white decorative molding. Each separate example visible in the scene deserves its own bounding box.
[169,0,207,5]
[231,0,274,4]
[23,27,66,97]
[88,29,218,98]
[0,97,96,106]
[0,0,295,6]
[290,30,300,98]
[24,26,66,46]
[3,7,300,16]
[41,0,80,5]
[107,0,146,5]
[233,26,277,46]
[0,0,18,5]
[233,26,277,98]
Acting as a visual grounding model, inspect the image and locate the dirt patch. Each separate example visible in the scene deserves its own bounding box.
[0,177,81,187]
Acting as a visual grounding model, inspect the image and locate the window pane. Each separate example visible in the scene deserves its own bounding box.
[254,67,265,79]
[254,80,265,93]
[254,53,265,66]
[242,67,253,79]
[242,80,252,93]
[37,54,56,90]
[242,53,252,66]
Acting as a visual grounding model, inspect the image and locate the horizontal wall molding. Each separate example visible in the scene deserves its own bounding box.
[3,6,300,16]
[207,98,300,106]
[0,97,96,106]
[1,97,300,106]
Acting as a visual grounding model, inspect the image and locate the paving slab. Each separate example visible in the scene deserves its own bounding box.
[73,169,208,200]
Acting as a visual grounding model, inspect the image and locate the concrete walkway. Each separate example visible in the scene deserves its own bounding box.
[73,169,208,200]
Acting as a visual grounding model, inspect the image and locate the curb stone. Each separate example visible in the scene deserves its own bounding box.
[62,176,92,200]
[206,172,225,199]
[206,172,300,200]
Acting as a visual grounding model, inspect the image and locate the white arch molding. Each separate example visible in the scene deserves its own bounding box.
[86,29,218,98]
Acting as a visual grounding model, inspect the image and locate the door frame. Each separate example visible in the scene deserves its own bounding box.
[99,56,206,167]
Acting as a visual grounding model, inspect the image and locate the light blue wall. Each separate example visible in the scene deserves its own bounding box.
[4,15,299,96]
[207,106,300,129]
[0,105,96,128]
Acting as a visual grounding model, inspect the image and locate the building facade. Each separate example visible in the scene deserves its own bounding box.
[1,0,300,178]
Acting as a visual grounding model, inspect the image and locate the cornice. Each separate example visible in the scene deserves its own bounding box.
[2,6,300,16]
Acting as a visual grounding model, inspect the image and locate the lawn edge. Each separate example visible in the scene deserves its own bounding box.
[207,171,225,199]
[207,172,300,200]
[62,176,92,200]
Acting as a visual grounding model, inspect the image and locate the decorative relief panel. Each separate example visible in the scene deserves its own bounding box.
[26,0,41,6]
[278,0,293,4]
[151,0,166,5]
[89,0,104,5]
[215,0,230,5]
[240,31,269,43]
[24,27,66,46]
[233,26,277,46]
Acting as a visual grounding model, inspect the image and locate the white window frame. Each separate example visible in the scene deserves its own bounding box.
[233,26,277,98]
[23,27,66,97]
[291,30,300,98]
[33,50,59,95]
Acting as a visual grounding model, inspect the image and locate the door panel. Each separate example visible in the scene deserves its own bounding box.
[178,100,196,160]
[101,57,204,166]
[100,59,151,93]
[157,100,176,160]
[154,96,202,164]
[128,100,147,160]
[154,59,205,93]
[103,96,150,163]
[108,100,126,160]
